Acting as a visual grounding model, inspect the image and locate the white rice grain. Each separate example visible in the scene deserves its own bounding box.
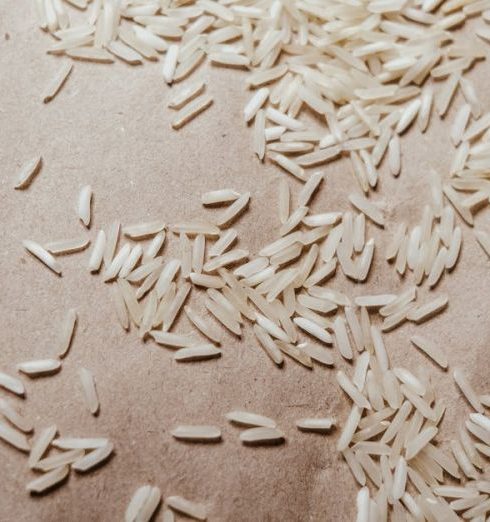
[17,359,61,377]
[171,94,213,129]
[14,156,42,189]
[88,230,106,273]
[166,495,207,521]
[454,367,484,413]
[240,427,285,445]
[57,308,77,358]
[72,442,114,473]
[78,367,99,415]
[26,465,69,494]
[42,62,72,103]
[28,425,57,468]
[0,420,30,452]
[296,418,335,433]
[171,425,221,441]
[126,486,162,522]
[23,240,62,275]
[174,344,221,362]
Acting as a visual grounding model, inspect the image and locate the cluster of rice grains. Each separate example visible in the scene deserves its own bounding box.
[8,0,490,519]
[15,172,490,518]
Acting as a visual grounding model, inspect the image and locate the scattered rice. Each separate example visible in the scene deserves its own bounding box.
[171,94,213,129]
[42,62,72,103]
[77,185,92,227]
[122,221,165,240]
[22,240,62,275]
[166,495,207,521]
[45,237,90,255]
[126,485,162,522]
[174,344,221,362]
[0,397,34,433]
[52,437,109,450]
[296,418,335,433]
[17,359,61,377]
[239,426,285,445]
[28,425,57,469]
[252,324,283,366]
[72,442,114,473]
[0,420,31,452]
[14,156,42,189]
[26,465,69,494]
[349,193,385,227]
[35,448,84,472]
[407,295,448,323]
[0,371,25,396]
[453,367,484,413]
[78,367,99,415]
[171,425,221,442]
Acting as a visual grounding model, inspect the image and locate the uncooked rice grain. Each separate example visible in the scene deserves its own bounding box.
[296,418,335,432]
[171,94,213,129]
[17,359,61,377]
[26,465,69,494]
[78,367,99,415]
[166,495,207,521]
[72,442,114,473]
[453,368,484,413]
[56,308,77,358]
[23,240,62,275]
[42,62,72,103]
[239,426,285,445]
[126,486,162,522]
[0,420,30,452]
[14,156,42,189]
[45,237,90,255]
[170,425,221,441]
[174,344,221,362]
[77,185,92,227]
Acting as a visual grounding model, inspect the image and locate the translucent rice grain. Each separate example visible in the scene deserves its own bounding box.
[28,425,57,468]
[298,172,324,207]
[23,240,62,275]
[0,398,33,433]
[17,359,61,377]
[45,237,90,255]
[349,193,385,227]
[57,308,77,358]
[215,192,250,227]
[72,442,114,473]
[171,94,213,129]
[201,189,239,206]
[163,44,179,84]
[298,342,334,366]
[102,243,131,282]
[123,221,165,240]
[78,367,99,415]
[337,405,363,451]
[14,156,43,189]
[407,294,448,323]
[269,152,306,181]
[251,323,285,365]
[26,465,69,493]
[174,345,221,362]
[244,88,269,122]
[454,368,484,413]
[337,370,371,409]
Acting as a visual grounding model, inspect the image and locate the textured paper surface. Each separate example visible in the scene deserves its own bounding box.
[0,3,489,521]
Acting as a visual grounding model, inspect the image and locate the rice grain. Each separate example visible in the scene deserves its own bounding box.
[14,156,43,189]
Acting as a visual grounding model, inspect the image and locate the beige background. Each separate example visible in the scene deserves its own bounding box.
[0,2,489,521]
